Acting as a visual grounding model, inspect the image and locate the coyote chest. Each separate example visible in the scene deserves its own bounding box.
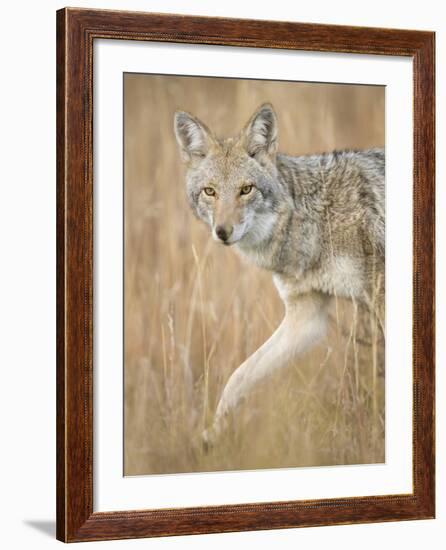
[272,255,365,304]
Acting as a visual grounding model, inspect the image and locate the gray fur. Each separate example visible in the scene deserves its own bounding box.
[174,103,384,307]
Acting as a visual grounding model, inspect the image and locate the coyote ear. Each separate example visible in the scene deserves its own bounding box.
[174,111,213,162]
[242,103,278,162]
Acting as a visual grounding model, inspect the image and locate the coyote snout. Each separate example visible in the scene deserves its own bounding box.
[214,224,233,244]
[174,102,385,445]
[210,192,247,245]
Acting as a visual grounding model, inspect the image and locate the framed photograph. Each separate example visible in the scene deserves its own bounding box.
[56,7,435,542]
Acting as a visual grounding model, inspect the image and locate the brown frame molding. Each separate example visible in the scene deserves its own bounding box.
[56,7,435,542]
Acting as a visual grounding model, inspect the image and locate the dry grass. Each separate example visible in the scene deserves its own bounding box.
[123,74,385,475]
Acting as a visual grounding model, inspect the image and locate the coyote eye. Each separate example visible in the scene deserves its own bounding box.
[203,187,216,197]
[240,184,254,196]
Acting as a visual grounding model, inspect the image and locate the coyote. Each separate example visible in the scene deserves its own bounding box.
[174,103,385,446]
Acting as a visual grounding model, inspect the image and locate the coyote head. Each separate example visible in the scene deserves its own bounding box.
[174,103,285,246]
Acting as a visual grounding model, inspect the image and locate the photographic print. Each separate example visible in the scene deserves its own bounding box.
[57,9,435,541]
[124,74,385,476]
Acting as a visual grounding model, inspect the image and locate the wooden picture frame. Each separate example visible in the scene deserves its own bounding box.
[56,7,435,542]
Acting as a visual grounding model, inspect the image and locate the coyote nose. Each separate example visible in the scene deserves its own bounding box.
[215,225,233,242]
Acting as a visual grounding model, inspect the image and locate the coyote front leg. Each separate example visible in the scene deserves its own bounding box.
[203,292,329,446]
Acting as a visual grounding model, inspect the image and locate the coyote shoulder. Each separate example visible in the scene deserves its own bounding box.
[174,103,384,445]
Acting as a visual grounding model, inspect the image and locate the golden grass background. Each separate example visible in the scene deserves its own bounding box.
[124,74,385,475]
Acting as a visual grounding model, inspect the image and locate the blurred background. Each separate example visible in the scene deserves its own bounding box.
[124,73,385,476]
